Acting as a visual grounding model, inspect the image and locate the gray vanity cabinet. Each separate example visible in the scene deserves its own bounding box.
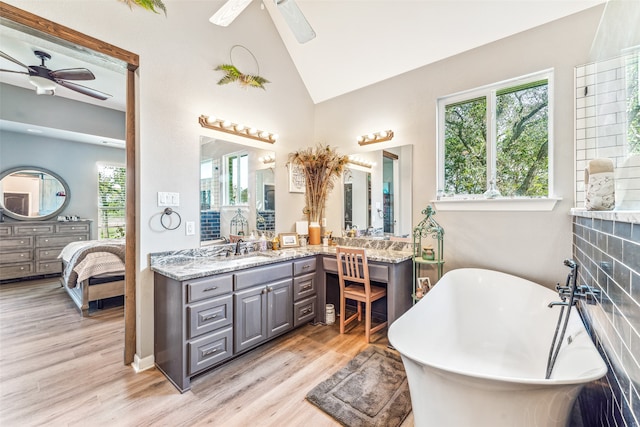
[292,257,317,327]
[154,272,234,393]
[234,263,293,354]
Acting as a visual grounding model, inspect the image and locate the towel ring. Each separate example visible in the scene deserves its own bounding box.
[160,207,182,231]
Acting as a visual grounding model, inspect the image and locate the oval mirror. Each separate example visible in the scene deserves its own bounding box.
[0,167,70,221]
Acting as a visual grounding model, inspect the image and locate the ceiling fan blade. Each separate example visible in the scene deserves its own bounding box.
[50,68,95,81]
[210,0,253,26]
[0,50,36,72]
[56,79,112,100]
[276,0,316,44]
[0,68,29,75]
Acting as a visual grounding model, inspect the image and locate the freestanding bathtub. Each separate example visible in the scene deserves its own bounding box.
[388,268,607,427]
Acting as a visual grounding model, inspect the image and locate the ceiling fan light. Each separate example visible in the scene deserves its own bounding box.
[28,75,56,91]
[210,0,253,26]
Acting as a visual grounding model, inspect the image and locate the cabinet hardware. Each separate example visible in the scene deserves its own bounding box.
[267,287,273,292]
[203,313,219,321]
[300,284,312,291]
[301,307,312,315]
[203,348,219,356]
[302,265,310,269]
[261,288,267,294]
[203,286,218,292]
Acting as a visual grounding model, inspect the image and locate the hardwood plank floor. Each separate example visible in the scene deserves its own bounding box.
[0,278,414,426]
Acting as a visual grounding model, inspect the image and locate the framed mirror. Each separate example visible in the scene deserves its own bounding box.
[0,166,71,221]
[200,136,275,245]
[342,145,413,238]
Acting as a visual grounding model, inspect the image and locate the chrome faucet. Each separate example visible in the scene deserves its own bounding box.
[235,239,244,255]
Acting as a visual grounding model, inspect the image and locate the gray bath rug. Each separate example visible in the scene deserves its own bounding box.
[306,346,411,427]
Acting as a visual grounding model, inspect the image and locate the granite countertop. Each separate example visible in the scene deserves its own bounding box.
[150,244,413,282]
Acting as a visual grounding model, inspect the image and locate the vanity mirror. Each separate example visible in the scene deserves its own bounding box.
[200,136,275,244]
[342,145,413,237]
[0,166,70,221]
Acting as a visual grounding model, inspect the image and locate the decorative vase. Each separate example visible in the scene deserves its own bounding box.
[308,222,321,245]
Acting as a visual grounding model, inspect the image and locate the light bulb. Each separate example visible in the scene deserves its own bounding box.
[379,131,388,138]
[222,120,232,128]
[206,115,217,124]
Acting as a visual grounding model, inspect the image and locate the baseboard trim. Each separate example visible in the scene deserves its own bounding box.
[132,353,155,373]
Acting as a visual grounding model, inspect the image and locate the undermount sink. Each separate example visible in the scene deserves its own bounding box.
[218,254,276,267]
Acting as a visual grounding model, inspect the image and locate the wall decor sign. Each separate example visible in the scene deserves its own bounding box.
[289,163,305,193]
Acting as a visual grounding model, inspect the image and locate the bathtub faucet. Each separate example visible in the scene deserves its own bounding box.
[549,259,600,307]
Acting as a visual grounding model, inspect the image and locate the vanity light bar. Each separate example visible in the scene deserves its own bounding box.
[357,130,394,146]
[199,115,277,144]
[348,156,375,169]
[259,154,275,164]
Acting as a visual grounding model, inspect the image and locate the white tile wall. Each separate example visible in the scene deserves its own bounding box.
[575,51,640,209]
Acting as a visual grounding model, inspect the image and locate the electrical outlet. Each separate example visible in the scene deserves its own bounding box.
[185,221,195,236]
[322,218,327,227]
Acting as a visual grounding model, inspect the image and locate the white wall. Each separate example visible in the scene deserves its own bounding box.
[2,0,315,362]
[315,5,606,286]
[2,1,610,366]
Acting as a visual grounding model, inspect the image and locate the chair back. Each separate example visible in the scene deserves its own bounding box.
[336,246,371,295]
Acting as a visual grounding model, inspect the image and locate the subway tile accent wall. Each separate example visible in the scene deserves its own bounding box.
[575,52,640,209]
[572,216,640,426]
[256,210,275,232]
[200,210,221,241]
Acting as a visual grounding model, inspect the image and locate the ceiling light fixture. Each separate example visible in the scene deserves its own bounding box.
[199,115,277,144]
[357,130,394,146]
[28,75,56,95]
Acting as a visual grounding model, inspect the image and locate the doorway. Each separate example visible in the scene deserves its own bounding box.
[0,2,139,364]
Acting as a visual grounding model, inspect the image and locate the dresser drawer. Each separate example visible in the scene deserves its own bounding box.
[36,234,88,248]
[293,257,316,276]
[37,260,62,274]
[0,225,12,237]
[293,272,316,302]
[186,274,233,303]
[0,236,33,250]
[0,250,33,264]
[56,223,91,234]
[188,294,233,339]
[36,247,64,260]
[293,296,317,327]
[235,262,291,290]
[188,326,233,375]
[14,224,55,235]
[0,262,34,279]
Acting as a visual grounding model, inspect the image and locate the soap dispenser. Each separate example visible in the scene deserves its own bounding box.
[259,233,267,251]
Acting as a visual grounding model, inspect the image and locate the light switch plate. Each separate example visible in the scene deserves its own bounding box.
[185,221,195,236]
[158,192,180,207]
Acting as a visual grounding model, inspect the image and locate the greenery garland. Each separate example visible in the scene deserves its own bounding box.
[215,64,270,90]
[120,0,167,16]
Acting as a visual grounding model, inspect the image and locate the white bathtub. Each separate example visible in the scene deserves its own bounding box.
[388,268,607,427]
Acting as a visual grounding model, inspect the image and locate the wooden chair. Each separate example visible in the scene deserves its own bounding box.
[335,247,387,342]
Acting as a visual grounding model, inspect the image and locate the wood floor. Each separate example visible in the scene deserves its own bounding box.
[0,278,414,426]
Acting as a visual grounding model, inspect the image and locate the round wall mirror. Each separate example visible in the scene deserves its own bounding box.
[0,167,70,221]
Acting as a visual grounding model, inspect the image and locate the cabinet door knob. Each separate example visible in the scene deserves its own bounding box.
[267,286,273,292]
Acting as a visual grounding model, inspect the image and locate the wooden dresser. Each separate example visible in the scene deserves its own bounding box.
[0,220,91,281]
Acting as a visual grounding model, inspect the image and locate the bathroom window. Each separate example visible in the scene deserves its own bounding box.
[437,70,553,199]
[224,152,248,205]
[97,163,126,239]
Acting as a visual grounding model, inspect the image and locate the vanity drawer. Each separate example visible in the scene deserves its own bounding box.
[0,250,33,264]
[37,247,64,260]
[293,296,317,327]
[0,236,33,249]
[186,274,233,303]
[188,326,233,375]
[56,223,91,234]
[36,234,88,248]
[234,262,291,291]
[0,262,34,279]
[293,272,316,302]
[37,260,62,274]
[188,294,233,339]
[322,256,389,282]
[293,257,316,276]
[14,224,55,235]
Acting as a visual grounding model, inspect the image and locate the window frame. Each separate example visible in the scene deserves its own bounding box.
[223,150,249,206]
[436,69,556,204]
[97,162,126,239]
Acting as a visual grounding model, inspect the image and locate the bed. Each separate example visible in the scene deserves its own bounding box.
[59,239,126,317]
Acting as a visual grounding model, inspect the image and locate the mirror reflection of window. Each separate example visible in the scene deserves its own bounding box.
[226,152,248,205]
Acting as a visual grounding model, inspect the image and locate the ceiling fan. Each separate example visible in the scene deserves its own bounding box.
[210,0,316,44]
[0,49,112,100]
